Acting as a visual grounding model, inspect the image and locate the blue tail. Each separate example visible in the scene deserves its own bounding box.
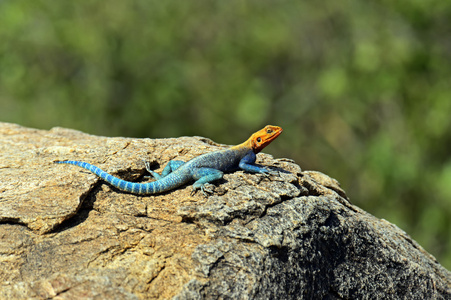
[55,160,168,194]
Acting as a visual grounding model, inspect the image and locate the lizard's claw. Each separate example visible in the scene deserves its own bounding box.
[201,183,215,196]
[191,184,214,197]
[260,168,279,177]
[142,159,162,180]
[143,160,153,173]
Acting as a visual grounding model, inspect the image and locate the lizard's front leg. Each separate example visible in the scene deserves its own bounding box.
[238,152,277,175]
[191,168,224,196]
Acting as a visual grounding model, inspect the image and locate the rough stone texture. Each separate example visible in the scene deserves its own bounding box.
[0,122,449,299]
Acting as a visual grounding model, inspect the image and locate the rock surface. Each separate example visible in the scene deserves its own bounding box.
[0,122,449,299]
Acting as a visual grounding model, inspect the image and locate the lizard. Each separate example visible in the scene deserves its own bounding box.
[55,125,283,195]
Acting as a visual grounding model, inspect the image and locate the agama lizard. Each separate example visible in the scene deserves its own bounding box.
[55,125,283,195]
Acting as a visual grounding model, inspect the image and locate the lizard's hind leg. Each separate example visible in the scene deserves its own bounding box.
[191,168,224,196]
[144,160,185,180]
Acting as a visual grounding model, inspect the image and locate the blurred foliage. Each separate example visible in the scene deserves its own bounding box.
[0,0,450,268]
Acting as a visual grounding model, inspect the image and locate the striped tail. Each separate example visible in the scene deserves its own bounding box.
[55,160,167,194]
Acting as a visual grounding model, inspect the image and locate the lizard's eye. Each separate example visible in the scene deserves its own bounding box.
[257,137,262,143]
[266,129,272,134]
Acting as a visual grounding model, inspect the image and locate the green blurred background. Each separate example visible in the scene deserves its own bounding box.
[1,1,450,268]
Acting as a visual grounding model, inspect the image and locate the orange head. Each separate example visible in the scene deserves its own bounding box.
[248,125,283,153]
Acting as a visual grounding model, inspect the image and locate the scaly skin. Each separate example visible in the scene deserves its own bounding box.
[55,125,283,195]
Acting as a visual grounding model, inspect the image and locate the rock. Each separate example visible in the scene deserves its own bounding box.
[0,122,449,299]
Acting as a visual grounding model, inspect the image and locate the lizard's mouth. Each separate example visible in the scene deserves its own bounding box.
[253,125,283,153]
[265,127,283,143]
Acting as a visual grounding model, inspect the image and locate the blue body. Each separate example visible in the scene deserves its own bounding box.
[56,146,272,195]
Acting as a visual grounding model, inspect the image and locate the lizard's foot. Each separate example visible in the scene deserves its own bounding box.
[142,159,162,180]
[191,183,214,197]
[259,168,279,177]
[201,183,215,196]
[143,160,154,173]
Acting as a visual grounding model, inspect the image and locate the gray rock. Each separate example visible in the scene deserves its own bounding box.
[0,122,449,299]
